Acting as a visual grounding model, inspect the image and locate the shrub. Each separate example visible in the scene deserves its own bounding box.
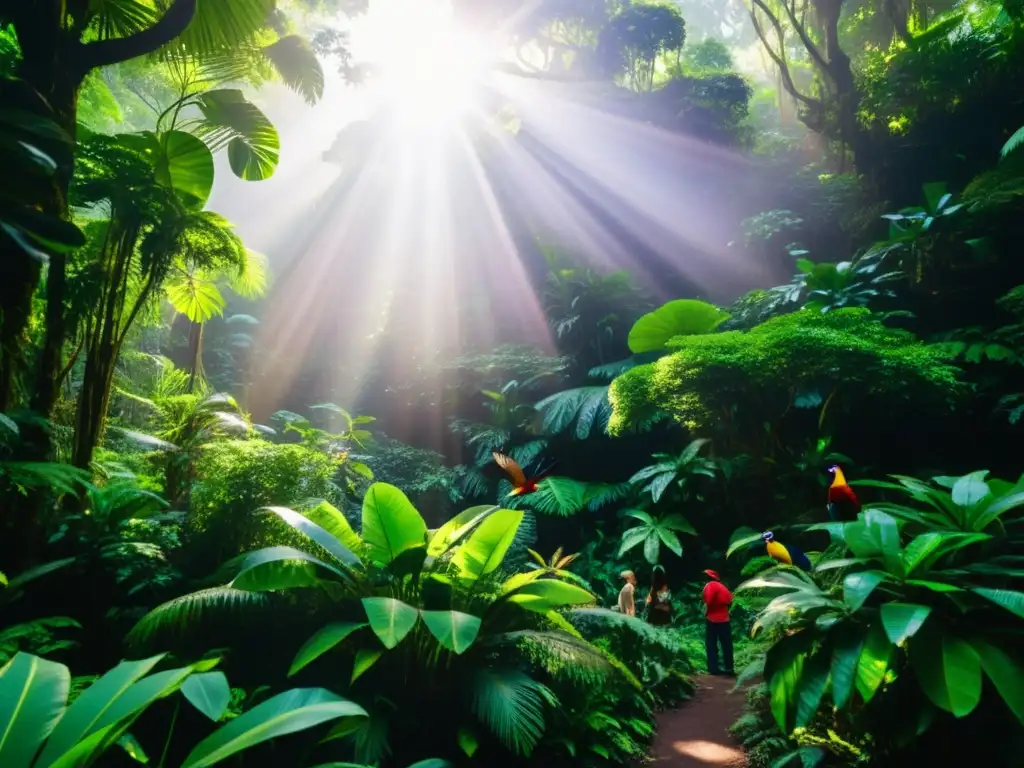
[185,439,342,571]
[608,308,963,437]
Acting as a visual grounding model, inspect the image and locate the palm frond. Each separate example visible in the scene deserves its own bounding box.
[534,386,611,439]
[262,35,325,105]
[126,586,268,647]
[160,0,277,58]
[523,477,588,516]
[89,0,159,40]
[489,630,613,685]
[0,461,92,494]
[470,668,554,756]
[584,481,633,511]
[508,440,547,468]
[227,248,269,299]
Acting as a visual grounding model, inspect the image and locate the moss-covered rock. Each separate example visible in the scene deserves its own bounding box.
[608,308,963,434]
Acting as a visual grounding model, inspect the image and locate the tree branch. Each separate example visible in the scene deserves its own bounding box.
[77,0,197,74]
[779,0,830,77]
[749,0,820,110]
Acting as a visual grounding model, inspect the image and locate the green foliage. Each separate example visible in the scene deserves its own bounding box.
[0,88,86,264]
[627,299,731,353]
[680,38,733,73]
[628,438,716,503]
[187,439,342,568]
[130,483,670,764]
[618,510,696,564]
[0,651,363,768]
[737,467,1024,764]
[608,309,963,435]
[596,2,686,91]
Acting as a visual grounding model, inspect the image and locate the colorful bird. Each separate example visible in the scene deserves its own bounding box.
[762,531,811,571]
[827,465,861,521]
[492,451,550,497]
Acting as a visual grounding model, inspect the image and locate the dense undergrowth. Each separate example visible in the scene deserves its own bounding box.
[3,0,1024,766]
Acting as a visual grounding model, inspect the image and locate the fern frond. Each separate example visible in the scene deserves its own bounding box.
[509,440,547,468]
[534,386,611,439]
[523,477,588,516]
[470,668,554,756]
[126,586,268,647]
[584,481,633,511]
[490,630,613,684]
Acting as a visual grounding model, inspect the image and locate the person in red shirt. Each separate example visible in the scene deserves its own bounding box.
[702,569,734,676]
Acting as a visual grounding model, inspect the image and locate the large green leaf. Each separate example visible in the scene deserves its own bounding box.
[351,650,382,683]
[913,625,982,717]
[879,603,931,645]
[950,471,990,508]
[182,688,366,768]
[289,623,367,677]
[765,633,808,732]
[420,611,482,654]
[854,621,892,704]
[506,580,595,613]
[35,655,164,767]
[361,484,428,566]
[972,587,1024,619]
[194,90,279,181]
[660,513,697,535]
[229,546,351,591]
[427,505,497,557]
[0,654,69,768]
[361,598,419,650]
[303,501,363,557]
[971,637,1024,725]
[156,130,215,207]
[830,624,864,710]
[627,299,730,353]
[843,570,886,611]
[42,664,195,768]
[165,272,226,323]
[795,650,830,728]
[262,507,360,568]
[455,509,523,579]
[181,672,231,722]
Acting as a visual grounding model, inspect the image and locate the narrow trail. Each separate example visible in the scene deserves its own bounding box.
[649,675,747,767]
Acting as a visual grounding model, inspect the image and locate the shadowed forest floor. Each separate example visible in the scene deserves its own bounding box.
[650,675,747,767]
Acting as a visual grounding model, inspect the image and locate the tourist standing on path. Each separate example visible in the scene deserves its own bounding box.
[646,565,672,626]
[702,569,735,675]
[617,570,637,616]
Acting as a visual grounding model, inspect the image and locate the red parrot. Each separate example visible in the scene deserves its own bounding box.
[493,452,548,497]
[827,465,861,521]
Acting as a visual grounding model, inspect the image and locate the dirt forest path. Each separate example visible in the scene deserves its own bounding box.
[649,675,747,767]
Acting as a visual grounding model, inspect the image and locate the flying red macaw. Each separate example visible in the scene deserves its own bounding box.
[827,465,861,521]
[492,451,550,497]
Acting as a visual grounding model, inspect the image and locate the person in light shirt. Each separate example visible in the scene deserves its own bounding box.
[617,570,637,616]
[702,569,735,676]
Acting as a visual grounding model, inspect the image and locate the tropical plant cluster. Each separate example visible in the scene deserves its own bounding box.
[4,1,1024,768]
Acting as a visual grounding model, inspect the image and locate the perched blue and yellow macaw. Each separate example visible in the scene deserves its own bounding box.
[762,531,811,571]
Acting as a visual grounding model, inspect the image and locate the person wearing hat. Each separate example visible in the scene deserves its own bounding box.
[702,569,735,676]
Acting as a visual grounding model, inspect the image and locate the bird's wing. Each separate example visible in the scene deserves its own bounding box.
[830,484,860,506]
[493,451,526,487]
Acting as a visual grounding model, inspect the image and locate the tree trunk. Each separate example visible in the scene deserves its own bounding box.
[186,321,205,393]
